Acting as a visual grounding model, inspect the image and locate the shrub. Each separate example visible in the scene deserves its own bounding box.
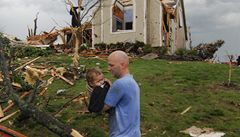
[175,48,197,57]
[142,44,153,54]
[94,41,151,55]
[11,46,54,58]
[155,46,168,55]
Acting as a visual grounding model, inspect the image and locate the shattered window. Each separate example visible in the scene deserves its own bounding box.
[112,0,133,32]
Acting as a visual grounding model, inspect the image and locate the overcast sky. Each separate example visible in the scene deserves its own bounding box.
[185,0,240,61]
[0,0,239,61]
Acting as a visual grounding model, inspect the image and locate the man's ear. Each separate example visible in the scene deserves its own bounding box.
[121,62,127,68]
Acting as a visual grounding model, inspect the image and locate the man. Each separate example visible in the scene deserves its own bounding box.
[69,6,82,27]
[67,6,84,45]
[103,51,141,137]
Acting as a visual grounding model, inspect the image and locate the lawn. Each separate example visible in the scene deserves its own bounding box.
[1,54,240,137]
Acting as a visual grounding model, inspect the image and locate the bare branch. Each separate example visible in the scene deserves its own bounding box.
[80,0,101,23]
[0,36,83,137]
[33,12,39,35]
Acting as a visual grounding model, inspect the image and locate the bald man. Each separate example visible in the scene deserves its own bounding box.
[103,51,141,137]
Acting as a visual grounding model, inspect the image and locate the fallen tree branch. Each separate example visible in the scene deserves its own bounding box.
[3,91,30,113]
[0,110,20,123]
[14,56,41,71]
[0,36,83,137]
[54,93,88,117]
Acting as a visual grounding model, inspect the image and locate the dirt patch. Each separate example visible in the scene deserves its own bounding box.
[208,82,240,91]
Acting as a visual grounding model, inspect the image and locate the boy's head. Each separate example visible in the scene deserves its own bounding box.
[86,68,104,88]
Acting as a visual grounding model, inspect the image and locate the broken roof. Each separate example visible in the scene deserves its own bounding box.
[161,0,179,8]
[117,0,133,7]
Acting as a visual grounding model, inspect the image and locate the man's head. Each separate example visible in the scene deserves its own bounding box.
[86,68,104,88]
[108,50,129,78]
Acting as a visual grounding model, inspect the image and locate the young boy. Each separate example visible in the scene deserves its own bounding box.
[85,68,111,113]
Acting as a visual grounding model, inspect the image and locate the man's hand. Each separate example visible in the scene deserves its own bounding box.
[104,78,112,86]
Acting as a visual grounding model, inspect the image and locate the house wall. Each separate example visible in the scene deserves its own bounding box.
[93,0,145,44]
[92,6,102,46]
[147,0,162,47]
[92,0,188,53]
[175,2,187,50]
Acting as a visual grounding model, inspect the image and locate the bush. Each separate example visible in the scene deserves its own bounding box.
[11,46,54,58]
[175,48,197,57]
[94,41,151,55]
[155,46,168,55]
[94,43,107,50]
[142,44,153,54]
[1,33,53,58]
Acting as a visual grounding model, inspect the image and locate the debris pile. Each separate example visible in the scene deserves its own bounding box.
[1,33,88,136]
[193,40,224,60]
[26,22,92,54]
[157,40,225,61]
[180,126,225,137]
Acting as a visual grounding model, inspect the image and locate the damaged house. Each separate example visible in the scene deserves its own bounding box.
[92,0,188,54]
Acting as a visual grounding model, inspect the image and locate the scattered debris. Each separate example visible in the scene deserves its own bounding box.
[0,104,4,118]
[39,77,54,96]
[0,110,20,123]
[54,93,88,117]
[14,56,41,71]
[56,89,66,95]
[3,92,30,113]
[23,65,48,85]
[0,124,27,137]
[193,40,224,60]
[71,129,84,137]
[141,53,159,60]
[180,126,225,137]
[27,32,59,45]
[180,106,192,115]
[52,70,74,85]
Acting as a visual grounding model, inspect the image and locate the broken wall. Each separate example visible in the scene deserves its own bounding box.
[147,0,163,47]
[92,0,145,44]
[175,1,187,51]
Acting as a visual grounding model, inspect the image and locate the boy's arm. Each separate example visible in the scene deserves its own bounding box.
[102,104,111,112]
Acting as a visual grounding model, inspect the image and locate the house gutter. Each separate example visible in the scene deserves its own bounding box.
[180,0,188,40]
[159,0,163,47]
[144,0,147,43]
[101,1,104,42]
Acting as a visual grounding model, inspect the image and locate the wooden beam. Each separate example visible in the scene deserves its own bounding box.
[0,110,20,123]
[53,72,74,85]
[0,104,4,118]
[71,129,84,137]
[14,56,41,71]
[180,106,192,115]
[3,92,30,113]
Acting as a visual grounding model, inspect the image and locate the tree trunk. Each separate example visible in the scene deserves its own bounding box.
[0,39,80,137]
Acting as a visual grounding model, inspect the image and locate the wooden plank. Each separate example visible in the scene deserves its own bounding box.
[71,129,84,137]
[39,77,54,96]
[3,92,30,113]
[53,72,74,85]
[0,110,20,123]
[0,105,4,118]
[0,125,27,137]
[14,56,41,71]
[180,106,192,115]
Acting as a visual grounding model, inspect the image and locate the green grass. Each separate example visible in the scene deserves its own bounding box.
[2,55,240,137]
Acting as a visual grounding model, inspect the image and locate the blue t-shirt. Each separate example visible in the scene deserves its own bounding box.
[104,74,140,137]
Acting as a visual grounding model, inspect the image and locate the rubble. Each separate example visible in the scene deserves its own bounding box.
[180,126,225,137]
[193,40,224,60]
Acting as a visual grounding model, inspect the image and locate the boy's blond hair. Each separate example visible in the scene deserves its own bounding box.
[86,68,102,85]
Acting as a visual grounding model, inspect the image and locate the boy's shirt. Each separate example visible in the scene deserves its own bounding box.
[88,81,110,113]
